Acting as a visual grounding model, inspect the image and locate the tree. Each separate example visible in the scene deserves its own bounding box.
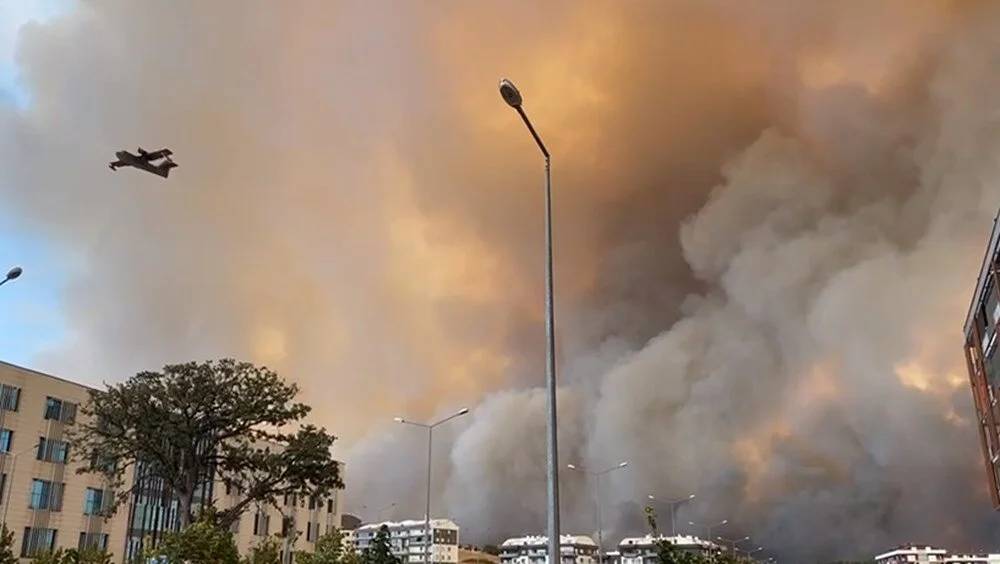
[70,359,344,528]
[296,529,347,564]
[361,526,399,564]
[31,548,113,564]
[0,525,16,564]
[145,511,241,564]
[243,536,282,564]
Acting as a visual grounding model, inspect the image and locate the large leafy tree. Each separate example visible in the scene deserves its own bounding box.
[70,359,343,528]
[296,529,347,564]
[0,525,15,564]
[145,512,241,564]
[361,526,399,564]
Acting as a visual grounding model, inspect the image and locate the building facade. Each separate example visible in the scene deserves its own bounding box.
[617,534,717,564]
[875,545,948,563]
[0,361,128,561]
[499,534,598,564]
[0,361,343,563]
[354,519,460,564]
[964,211,1000,507]
[947,555,1000,563]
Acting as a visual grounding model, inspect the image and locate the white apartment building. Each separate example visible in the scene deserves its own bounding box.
[617,534,717,564]
[875,546,948,563]
[354,519,460,564]
[499,534,598,564]
[946,555,1000,563]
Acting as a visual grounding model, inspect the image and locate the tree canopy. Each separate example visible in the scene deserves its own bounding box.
[361,526,400,564]
[70,359,343,528]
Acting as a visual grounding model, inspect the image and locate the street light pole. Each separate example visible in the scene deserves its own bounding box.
[567,462,629,564]
[647,494,695,537]
[0,267,22,288]
[688,520,727,563]
[395,409,469,564]
[499,78,561,564]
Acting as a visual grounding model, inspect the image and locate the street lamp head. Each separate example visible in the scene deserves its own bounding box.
[5,267,21,281]
[688,521,696,526]
[457,407,469,416]
[567,464,577,470]
[720,519,729,525]
[499,78,523,108]
[618,461,629,468]
[393,417,405,423]
[688,494,696,499]
[647,494,655,500]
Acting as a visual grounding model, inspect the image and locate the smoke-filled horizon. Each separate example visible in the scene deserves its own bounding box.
[3,0,1000,559]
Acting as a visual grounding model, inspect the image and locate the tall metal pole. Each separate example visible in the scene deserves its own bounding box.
[395,409,467,564]
[499,78,560,564]
[594,472,603,564]
[543,152,561,564]
[425,427,433,564]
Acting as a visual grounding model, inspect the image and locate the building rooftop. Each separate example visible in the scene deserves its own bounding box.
[966,210,1000,336]
[357,518,459,532]
[501,535,597,548]
[876,545,949,559]
[618,534,716,549]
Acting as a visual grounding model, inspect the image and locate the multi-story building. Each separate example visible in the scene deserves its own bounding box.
[964,210,1000,507]
[354,519,459,564]
[616,534,717,564]
[875,545,948,563]
[0,360,128,561]
[0,360,343,563]
[947,555,1000,563]
[499,534,598,564]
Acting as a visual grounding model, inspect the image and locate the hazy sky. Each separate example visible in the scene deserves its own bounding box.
[3,2,1000,560]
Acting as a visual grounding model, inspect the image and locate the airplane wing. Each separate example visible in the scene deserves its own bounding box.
[142,149,173,161]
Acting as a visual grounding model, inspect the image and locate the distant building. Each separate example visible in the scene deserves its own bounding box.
[964,210,1000,508]
[617,534,717,564]
[354,519,460,564]
[874,545,948,563]
[342,513,362,531]
[946,555,1000,564]
[499,535,598,564]
[604,551,620,564]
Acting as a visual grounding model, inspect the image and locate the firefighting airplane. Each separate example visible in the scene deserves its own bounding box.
[108,147,177,178]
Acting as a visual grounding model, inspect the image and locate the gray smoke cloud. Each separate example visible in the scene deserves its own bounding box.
[3,0,1000,560]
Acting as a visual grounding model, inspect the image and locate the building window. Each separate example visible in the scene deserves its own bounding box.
[37,438,70,464]
[309,495,317,510]
[0,429,12,453]
[78,532,108,551]
[306,522,321,542]
[253,512,270,536]
[327,498,335,513]
[281,517,293,538]
[29,479,63,511]
[83,487,105,515]
[21,527,56,557]
[0,385,19,412]
[44,397,76,423]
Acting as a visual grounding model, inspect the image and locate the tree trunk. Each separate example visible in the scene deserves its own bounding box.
[178,487,194,528]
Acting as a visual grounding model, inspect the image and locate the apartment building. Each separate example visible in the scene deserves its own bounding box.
[499,534,598,564]
[964,209,1000,507]
[947,555,1000,563]
[0,361,343,563]
[875,545,948,563]
[0,360,127,561]
[354,519,459,564]
[617,534,717,564]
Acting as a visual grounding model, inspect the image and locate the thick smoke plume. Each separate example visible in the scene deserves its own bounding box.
[3,0,1000,559]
